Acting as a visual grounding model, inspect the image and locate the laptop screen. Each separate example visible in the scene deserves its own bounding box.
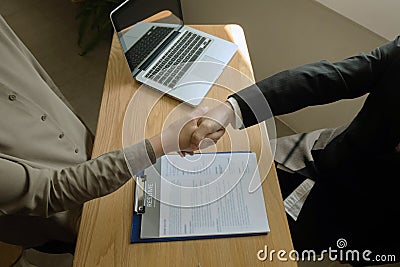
[111,0,184,72]
[111,0,183,32]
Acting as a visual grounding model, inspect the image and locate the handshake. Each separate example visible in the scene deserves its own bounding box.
[149,101,237,158]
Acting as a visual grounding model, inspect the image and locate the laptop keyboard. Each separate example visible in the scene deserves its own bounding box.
[145,31,211,88]
[125,26,174,71]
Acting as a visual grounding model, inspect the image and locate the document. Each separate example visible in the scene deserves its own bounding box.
[136,152,269,241]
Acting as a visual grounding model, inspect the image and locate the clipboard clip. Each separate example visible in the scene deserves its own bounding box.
[134,174,146,214]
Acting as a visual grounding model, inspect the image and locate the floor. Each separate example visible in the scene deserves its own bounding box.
[0,1,398,267]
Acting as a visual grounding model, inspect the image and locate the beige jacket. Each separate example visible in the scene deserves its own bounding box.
[0,16,155,248]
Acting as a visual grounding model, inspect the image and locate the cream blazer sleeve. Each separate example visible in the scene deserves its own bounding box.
[0,140,156,218]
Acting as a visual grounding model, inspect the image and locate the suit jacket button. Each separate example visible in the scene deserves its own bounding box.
[59,132,65,139]
[75,148,79,153]
[8,95,16,101]
[41,114,47,121]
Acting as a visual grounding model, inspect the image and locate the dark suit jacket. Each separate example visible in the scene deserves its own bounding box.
[231,36,400,260]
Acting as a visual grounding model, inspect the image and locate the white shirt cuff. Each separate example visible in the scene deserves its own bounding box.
[227,97,244,130]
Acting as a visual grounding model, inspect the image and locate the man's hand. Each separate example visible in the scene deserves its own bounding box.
[191,101,235,148]
[149,107,208,158]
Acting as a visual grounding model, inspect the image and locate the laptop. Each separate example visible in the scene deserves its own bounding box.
[110,0,238,106]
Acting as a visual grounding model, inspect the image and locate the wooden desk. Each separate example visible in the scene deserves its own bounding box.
[0,242,22,267]
[74,25,297,267]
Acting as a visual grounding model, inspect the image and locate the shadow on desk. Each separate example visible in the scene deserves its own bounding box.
[0,242,22,267]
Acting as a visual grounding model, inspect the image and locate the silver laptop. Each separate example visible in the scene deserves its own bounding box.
[110,0,238,106]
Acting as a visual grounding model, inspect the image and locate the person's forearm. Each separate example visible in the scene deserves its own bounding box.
[0,140,155,217]
[149,134,164,158]
[230,36,400,128]
[231,60,361,128]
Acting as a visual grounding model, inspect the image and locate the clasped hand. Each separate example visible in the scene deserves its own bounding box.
[150,101,235,157]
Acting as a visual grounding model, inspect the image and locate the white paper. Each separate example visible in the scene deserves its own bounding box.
[158,152,269,238]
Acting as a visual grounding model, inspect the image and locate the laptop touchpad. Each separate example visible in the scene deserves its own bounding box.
[190,56,224,83]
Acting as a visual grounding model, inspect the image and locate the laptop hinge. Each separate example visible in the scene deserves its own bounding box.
[138,30,181,71]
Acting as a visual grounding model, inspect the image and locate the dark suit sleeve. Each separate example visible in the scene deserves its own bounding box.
[230,36,400,128]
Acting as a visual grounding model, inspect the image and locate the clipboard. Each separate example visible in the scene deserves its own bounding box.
[131,152,270,243]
